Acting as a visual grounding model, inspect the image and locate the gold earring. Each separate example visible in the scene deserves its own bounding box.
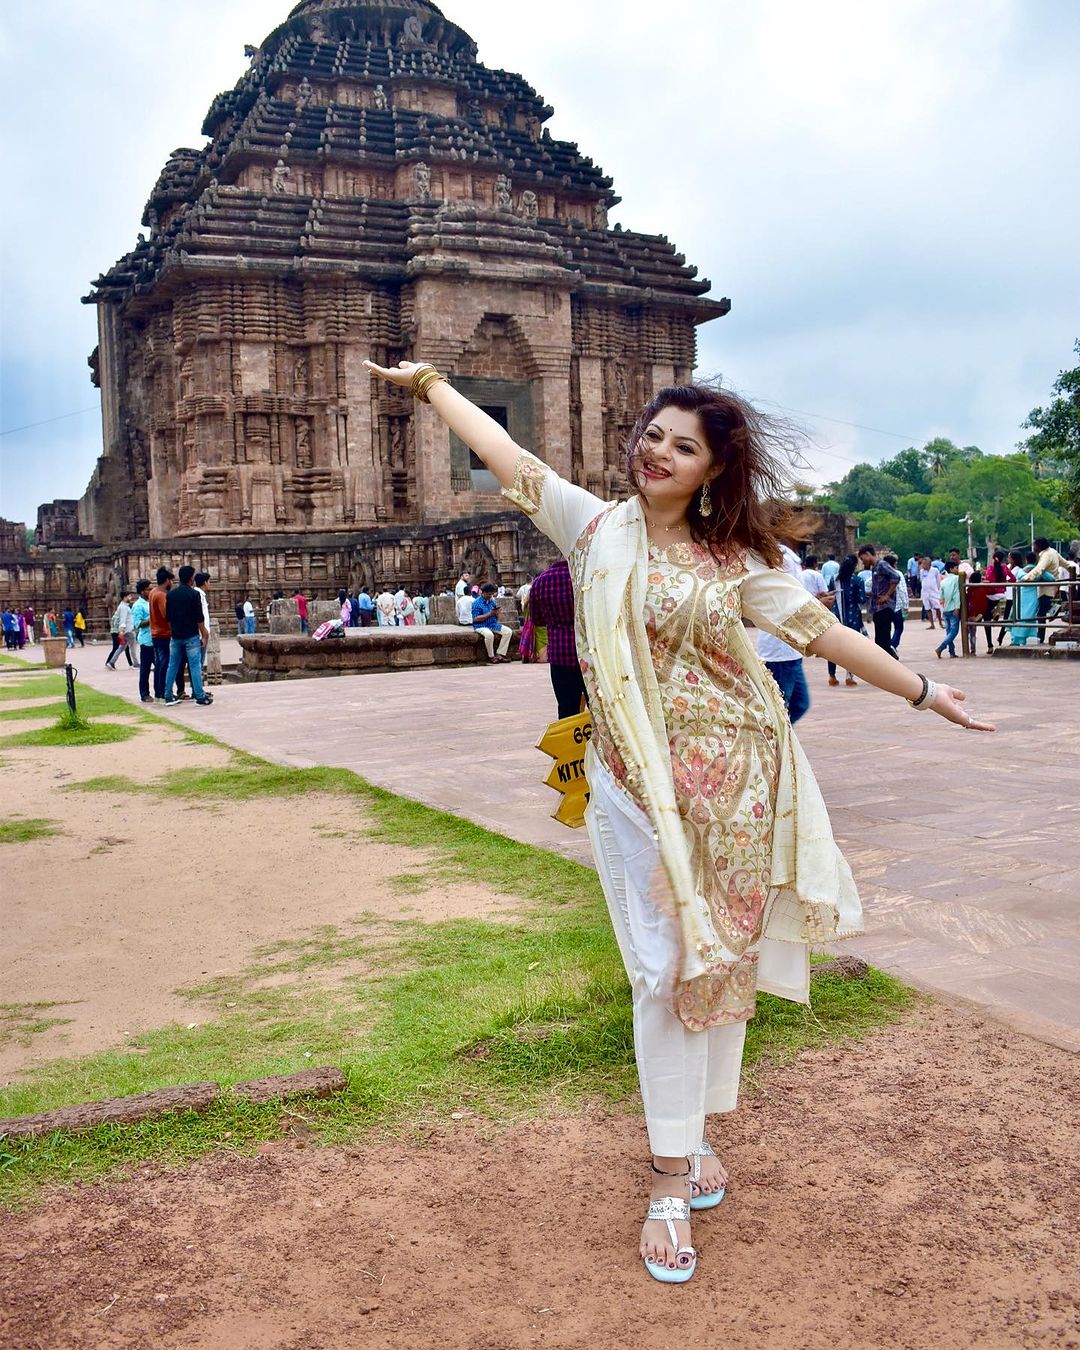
[700,481,713,517]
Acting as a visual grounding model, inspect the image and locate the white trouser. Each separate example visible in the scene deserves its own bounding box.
[478,624,512,659]
[585,752,747,1156]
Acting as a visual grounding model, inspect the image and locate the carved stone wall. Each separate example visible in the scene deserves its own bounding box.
[23,0,728,622]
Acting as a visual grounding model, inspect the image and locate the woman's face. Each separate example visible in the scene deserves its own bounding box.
[630,406,717,507]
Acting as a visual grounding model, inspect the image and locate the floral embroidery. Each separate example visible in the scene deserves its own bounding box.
[574,534,784,1029]
[500,450,549,516]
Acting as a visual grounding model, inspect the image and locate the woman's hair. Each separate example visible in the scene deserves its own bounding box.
[837,554,858,588]
[1008,549,1025,567]
[625,383,802,568]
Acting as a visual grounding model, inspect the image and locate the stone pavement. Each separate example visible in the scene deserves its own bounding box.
[74,622,1080,1053]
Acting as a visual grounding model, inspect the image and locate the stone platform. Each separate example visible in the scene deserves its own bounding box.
[236,624,516,680]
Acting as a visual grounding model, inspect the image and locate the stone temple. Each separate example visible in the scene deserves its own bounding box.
[1,0,729,624]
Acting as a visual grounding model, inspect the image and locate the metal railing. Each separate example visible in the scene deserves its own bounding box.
[959,576,1080,655]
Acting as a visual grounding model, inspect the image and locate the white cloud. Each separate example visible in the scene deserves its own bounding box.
[1,0,1077,523]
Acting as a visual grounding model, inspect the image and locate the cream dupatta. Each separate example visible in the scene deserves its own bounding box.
[578,496,863,1004]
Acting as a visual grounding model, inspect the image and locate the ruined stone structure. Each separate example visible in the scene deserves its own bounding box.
[2,0,731,625]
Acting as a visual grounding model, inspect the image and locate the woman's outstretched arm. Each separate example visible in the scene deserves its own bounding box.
[809,624,995,731]
[364,360,521,490]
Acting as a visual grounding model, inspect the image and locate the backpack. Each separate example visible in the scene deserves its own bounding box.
[312,619,345,641]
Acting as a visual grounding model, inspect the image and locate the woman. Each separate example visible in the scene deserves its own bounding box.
[984,550,1013,644]
[965,568,991,654]
[74,608,87,647]
[365,359,993,1285]
[395,588,417,626]
[996,549,1025,645]
[827,555,865,687]
[1009,552,1040,646]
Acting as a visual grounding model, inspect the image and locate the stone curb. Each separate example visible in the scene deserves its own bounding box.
[0,1066,347,1141]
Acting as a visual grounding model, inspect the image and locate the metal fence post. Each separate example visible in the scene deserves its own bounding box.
[64,663,78,714]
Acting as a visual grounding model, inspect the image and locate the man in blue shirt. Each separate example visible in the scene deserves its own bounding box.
[130,579,155,702]
[358,588,375,627]
[472,583,514,662]
[62,608,76,647]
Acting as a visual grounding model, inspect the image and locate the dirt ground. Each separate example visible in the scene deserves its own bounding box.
[2,713,518,1082]
[3,685,1079,1348]
[1,1001,1077,1350]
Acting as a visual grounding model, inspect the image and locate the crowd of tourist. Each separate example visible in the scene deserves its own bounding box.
[743,538,1077,724]
[1,606,88,650]
[5,538,1073,728]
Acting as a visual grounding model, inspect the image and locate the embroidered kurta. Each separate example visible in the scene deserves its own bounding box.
[504,450,863,1030]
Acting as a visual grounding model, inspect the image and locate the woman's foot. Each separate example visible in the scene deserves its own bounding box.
[828,675,839,686]
[845,676,858,686]
[641,1158,693,1273]
[689,1144,728,1203]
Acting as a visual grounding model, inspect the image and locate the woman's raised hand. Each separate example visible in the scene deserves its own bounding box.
[363,359,426,388]
[932,684,996,732]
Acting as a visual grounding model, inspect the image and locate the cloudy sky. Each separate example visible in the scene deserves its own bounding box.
[2,0,1078,525]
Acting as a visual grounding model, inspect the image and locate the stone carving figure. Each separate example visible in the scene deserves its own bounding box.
[296,421,311,468]
[520,190,539,220]
[414,160,431,200]
[373,84,388,110]
[271,158,289,192]
[401,14,430,50]
[593,200,608,230]
[495,174,513,210]
[294,351,308,394]
[296,76,313,111]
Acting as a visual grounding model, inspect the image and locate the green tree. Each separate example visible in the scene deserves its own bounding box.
[1020,339,1080,526]
[877,446,932,494]
[862,456,1068,558]
[829,463,912,514]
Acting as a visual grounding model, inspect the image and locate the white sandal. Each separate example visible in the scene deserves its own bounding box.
[643,1163,697,1285]
[688,1141,725,1211]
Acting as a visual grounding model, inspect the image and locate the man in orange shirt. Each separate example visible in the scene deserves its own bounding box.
[149,567,184,701]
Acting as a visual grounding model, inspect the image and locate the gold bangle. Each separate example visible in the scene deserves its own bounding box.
[414,371,447,404]
[410,364,448,403]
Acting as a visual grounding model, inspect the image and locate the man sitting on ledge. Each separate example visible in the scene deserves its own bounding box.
[472,583,514,663]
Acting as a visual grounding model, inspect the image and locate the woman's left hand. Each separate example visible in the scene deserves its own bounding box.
[932,684,996,732]
[363,359,426,388]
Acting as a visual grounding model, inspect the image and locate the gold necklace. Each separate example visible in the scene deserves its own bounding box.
[647,514,689,540]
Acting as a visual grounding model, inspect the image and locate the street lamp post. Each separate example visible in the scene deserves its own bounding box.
[958,513,975,565]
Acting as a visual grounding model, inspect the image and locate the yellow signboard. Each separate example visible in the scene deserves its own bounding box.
[536,711,593,829]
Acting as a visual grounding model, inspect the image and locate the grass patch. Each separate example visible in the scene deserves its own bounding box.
[0,716,139,749]
[61,774,148,795]
[0,681,149,747]
[0,685,147,725]
[387,871,431,895]
[0,1002,76,1048]
[0,817,62,845]
[0,741,915,1208]
[0,676,68,702]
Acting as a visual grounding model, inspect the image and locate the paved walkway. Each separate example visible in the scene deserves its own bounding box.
[73,622,1080,1053]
